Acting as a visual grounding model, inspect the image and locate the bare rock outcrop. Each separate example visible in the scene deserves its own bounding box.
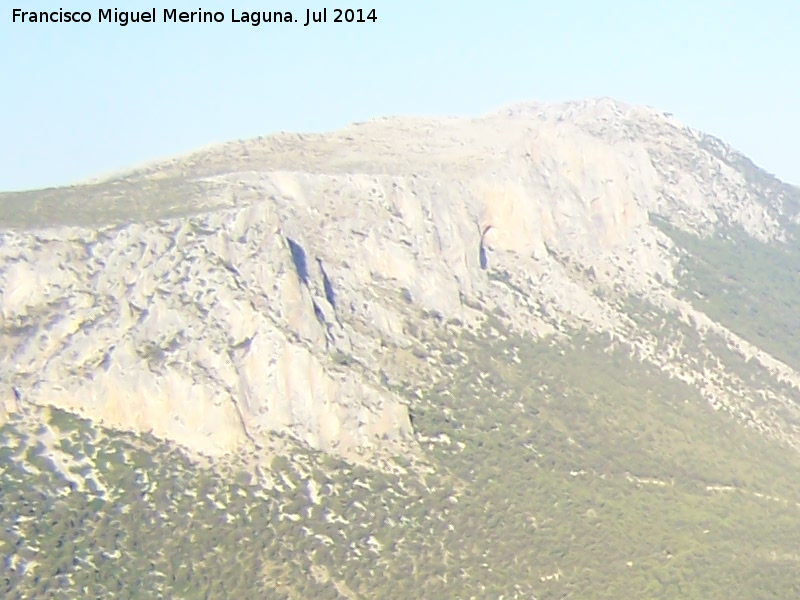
[3,98,800,459]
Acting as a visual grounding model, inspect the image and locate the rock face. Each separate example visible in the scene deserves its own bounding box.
[3,97,800,458]
[0,205,414,457]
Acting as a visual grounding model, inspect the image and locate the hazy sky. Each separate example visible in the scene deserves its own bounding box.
[2,1,798,191]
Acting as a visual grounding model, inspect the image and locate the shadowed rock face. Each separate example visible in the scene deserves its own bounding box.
[316,257,337,309]
[2,98,800,460]
[286,237,310,286]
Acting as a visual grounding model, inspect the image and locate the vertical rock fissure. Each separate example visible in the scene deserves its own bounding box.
[286,237,309,286]
[316,257,336,310]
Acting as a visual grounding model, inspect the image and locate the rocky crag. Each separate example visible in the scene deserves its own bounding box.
[2,97,800,461]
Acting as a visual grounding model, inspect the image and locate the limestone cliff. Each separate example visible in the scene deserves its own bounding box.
[3,98,800,459]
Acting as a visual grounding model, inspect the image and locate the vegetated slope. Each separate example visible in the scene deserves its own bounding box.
[2,98,800,598]
[3,321,800,599]
[655,216,800,373]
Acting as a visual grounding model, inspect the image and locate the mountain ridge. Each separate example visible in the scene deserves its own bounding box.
[3,98,800,461]
[3,98,800,598]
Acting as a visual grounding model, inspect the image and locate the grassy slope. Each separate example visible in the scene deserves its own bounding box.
[0,177,226,229]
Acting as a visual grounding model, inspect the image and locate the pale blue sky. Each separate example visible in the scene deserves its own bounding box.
[2,1,798,191]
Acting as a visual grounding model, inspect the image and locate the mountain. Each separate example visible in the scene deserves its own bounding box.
[2,98,800,598]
